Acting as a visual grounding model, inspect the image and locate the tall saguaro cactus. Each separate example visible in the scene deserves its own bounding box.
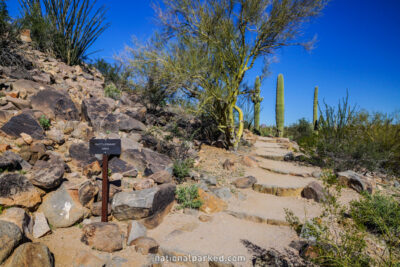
[313,86,319,130]
[275,74,284,137]
[251,76,263,133]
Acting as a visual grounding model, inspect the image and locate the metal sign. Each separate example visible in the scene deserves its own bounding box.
[89,139,121,222]
[89,139,121,155]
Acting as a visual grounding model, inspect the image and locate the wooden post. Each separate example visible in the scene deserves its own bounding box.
[101,154,109,222]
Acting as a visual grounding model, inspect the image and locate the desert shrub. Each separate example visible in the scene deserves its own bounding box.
[0,0,9,38]
[299,94,400,176]
[350,193,400,265]
[175,184,202,210]
[285,118,314,143]
[259,125,275,137]
[173,158,194,183]
[104,83,121,100]
[18,0,109,65]
[285,170,373,267]
[90,59,132,91]
[39,115,50,130]
[0,205,4,214]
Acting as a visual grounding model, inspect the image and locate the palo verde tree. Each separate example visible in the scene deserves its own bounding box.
[129,0,329,148]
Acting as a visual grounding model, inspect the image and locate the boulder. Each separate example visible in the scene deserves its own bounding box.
[46,128,65,144]
[301,182,326,203]
[0,220,22,264]
[95,181,121,202]
[121,148,173,175]
[127,221,147,246]
[338,170,374,193]
[108,157,138,177]
[112,183,176,221]
[5,95,31,110]
[82,161,102,178]
[90,201,111,217]
[30,88,79,120]
[11,79,49,95]
[6,242,54,267]
[131,237,159,255]
[1,113,44,140]
[132,179,155,191]
[32,212,51,239]
[41,186,88,228]
[0,173,42,208]
[0,154,20,171]
[81,222,123,252]
[0,110,16,123]
[29,154,65,189]
[78,181,98,206]
[198,188,227,214]
[81,97,114,130]
[148,170,173,184]
[232,176,257,189]
[98,113,119,133]
[69,142,97,166]
[116,113,146,132]
[0,208,32,237]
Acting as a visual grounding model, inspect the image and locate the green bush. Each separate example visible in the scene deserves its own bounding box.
[39,115,50,130]
[19,0,109,65]
[104,83,121,100]
[298,93,400,176]
[350,193,400,265]
[284,118,314,143]
[0,0,9,38]
[91,59,131,91]
[175,184,202,210]
[173,159,193,183]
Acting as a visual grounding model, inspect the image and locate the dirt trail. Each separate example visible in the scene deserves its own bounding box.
[37,136,359,267]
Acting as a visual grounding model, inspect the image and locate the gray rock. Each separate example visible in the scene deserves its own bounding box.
[69,142,97,166]
[131,237,159,255]
[112,184,176,221]
[0,173,42,209]
[46,128,65,144]
[31,88,79,120]
[91,202,111,217]
[121,148,173,176]
[42,185,88,228]
[81,97,114,131]
[2,151,31,170]
[109,157,138,177]
[301,182,327,203]
[148,170,173,184]
[0,113,45,139]
[116,113,146,132]
[0,207,32,237]
[232,176,257,189]
[81,222,123,252]
[211,187,232,200]
[394,180,400,188]
[5,95,31,109]
[6,242,54,267]
[30,154,65,189]
[201,174,217,186]
[0,220,22,264]
[0,155,20,171]
[312,171,322,178]
[32,212,51,238]
[127,221,147,246]
[78,181,98,206]
[338,170,374,193]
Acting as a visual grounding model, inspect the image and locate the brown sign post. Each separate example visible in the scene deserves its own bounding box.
[89,139,121,222]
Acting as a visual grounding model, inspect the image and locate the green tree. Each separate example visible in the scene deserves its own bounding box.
[151,0,328,148]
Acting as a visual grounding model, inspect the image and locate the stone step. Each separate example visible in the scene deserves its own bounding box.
[225,210,289,227]
[257,158,319,178]
[245,167,315,197]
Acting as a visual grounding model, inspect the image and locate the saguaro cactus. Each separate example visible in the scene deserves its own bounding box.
[275,74,284,137]
[313,86,319,130]
[251,76,263,133]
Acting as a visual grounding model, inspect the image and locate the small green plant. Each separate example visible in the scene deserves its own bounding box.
[18,170,27,175]
[39,115,50,130]
[175,184,202,210]
[104,83,121,100]
[350,193,400,265]
[173,158,194,183]
[0,205,4,214]
[107,169,112,176]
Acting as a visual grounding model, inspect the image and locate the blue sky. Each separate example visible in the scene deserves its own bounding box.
[7,0,400,125]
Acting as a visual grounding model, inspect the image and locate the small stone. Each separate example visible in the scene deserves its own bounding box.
[131,237,159,255]
[73,251,105,267]
[127,221,147,246]
[338,170,374,193]
[83,161,102,178]
[198,188,227,214]
[110,172,123,182]
[20,133,33,145]
[132,179,155,191]
[241,156,258,167]
[46,128,65,144]
[211,187,232,200]
[32,212,51,238]
[198,215,212,222]
[232,176,257,189]
[148,170,172,184]
[301,182,327,203]
[222,159,235,171]
[81,222,123,252]
[312,171,322,178]
[6,242,54,267]
[79,181,99,206]
[121,177,136,189]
